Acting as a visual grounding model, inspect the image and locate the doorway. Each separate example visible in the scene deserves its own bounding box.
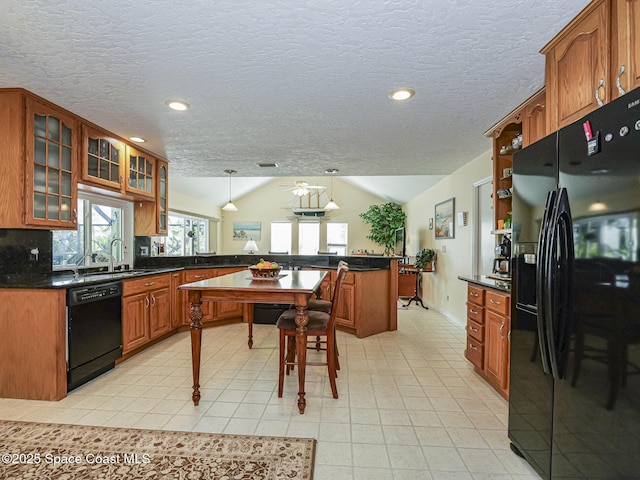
[473,176,494,276]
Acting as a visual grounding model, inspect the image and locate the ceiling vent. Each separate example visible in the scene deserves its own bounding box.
[258,162,278,168]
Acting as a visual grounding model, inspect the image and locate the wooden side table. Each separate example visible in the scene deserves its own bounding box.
[402,267,429,309]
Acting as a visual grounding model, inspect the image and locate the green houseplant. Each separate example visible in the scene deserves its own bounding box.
[415,248,436,271]
[359,203,406,256]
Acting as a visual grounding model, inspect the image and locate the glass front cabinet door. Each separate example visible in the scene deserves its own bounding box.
[157,160,168,234]
[24,98,78,229]
[81,124,124,192]
[126,146,155,199]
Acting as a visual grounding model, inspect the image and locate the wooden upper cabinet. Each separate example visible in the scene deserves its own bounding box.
[542,0,610,132]
[24,96,79,229]
[157,160,168,234]
[133,159,169,236]
[612,0,640,96]
[81,124,125,191]
[125,145,156,199]
[521,88,546,147]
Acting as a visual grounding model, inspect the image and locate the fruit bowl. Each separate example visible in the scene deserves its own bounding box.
[248,265,282,279]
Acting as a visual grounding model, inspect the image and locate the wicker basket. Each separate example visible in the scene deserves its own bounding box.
[248,266,282,279]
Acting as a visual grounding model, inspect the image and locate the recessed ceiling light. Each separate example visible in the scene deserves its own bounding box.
[130,136,146,143]
[165,100,190,111]
[389,88,415,101]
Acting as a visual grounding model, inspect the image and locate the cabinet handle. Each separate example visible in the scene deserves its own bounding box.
[469,343,478,351]
[145,297,149,308]
[194,275,205,279]
[500,322,505,339]
[490,299,501,305]
[469,326,478,333]
[595,78,605,107]
[73,208,78,224]
[144,282,155,286]
[617,65,626,96]
[470,292,479,297]
[151,294,156,307]
[470,309,479,315]
[119,174,123,186]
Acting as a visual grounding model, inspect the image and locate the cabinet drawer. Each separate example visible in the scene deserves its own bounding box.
[184,269,216,283]
[466,319,484,342]
[123,273,170,296]
[465,338,484,369]
[467,284,484,305]
[466,303,484,324]
[485,290,510,316]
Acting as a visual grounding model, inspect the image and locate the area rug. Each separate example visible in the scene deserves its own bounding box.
[0,420,315,479]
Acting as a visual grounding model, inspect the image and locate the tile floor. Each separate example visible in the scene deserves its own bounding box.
[0,305,540,479]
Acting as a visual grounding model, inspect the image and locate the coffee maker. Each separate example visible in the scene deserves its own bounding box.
[492,236,511,277]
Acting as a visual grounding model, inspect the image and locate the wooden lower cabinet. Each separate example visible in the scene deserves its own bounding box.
[464,283,511,399]
[122,273,172,353]
[0,289,67,400]
[319,269,394,338]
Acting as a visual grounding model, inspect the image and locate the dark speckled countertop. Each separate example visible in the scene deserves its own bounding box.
[458,275,511,293]
[0,259,389,289]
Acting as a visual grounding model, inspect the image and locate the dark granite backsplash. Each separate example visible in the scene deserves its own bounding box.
[0,229,52,275]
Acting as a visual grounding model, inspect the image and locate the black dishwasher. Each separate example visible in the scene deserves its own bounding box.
[67,281,123,391]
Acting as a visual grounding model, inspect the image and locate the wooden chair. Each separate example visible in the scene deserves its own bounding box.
[307,260,348,314]
[277,265,348,399]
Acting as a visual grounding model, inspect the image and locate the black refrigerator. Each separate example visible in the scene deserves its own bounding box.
[509,87,640,479]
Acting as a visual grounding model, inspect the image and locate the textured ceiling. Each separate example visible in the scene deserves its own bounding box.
[1,0,589,205]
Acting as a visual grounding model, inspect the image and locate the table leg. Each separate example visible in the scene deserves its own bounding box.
[294,305,309,414]
[189,297,203,406]
[248,319,253,349]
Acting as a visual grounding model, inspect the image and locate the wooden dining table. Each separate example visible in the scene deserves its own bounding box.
[178,269,327,414]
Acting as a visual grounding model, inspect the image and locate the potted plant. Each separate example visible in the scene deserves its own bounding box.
[415,248,436,271]
[359,203,406,256]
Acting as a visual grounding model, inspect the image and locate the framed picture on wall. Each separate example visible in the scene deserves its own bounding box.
[434,198,455,239]
[233,221,261,241]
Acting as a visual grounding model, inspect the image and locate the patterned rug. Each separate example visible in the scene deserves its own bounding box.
[0,420,315,479]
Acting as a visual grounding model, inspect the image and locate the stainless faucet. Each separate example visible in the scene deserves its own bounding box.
[109,238,123,272]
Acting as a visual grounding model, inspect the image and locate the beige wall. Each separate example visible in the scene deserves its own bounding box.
[404,149,492,325]
[218,177,388,255]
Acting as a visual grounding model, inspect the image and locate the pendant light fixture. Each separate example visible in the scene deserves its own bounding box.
[222,169,238,211]
[324,168,340,210]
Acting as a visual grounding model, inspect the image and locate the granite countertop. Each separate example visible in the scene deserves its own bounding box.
[0,261,384,289]
[0,267,182,289]
[458,274,511,293]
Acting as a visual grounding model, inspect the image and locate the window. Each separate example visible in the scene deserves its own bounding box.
[53,193,133,269]
[270,222,292,253]
[327,222,348,255]
[298,222,320,255]
[165,212,209,256]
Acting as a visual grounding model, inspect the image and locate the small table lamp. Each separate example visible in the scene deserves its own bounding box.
[243,239,258,254]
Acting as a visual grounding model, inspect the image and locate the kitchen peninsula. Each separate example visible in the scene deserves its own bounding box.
[0,254,400,401]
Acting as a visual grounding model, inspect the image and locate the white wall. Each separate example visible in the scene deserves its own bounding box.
[404,149,492,325]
